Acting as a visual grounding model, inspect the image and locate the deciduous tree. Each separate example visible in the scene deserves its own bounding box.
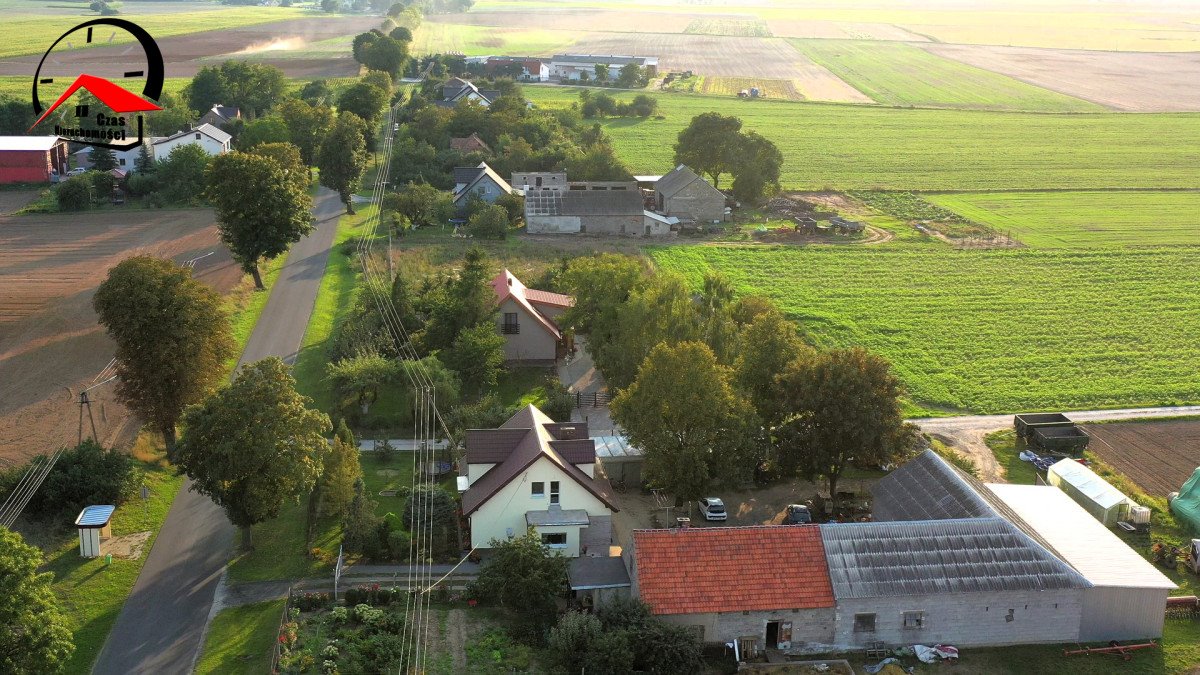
[235,115,290,150]
[186,66,228,114]
[177,357,331,549]
[320,425,362,517]
[443,322,506,395]
[469,528,570,641]
[673,112,743,188]
[734,309,811,426]
[155,143,211,204]
[731,130,783,204]
[318,112,369,214]
[276,98,335,166]
[467,202,508,239]
[248,141,309,193]
[611,341,753,505]
[93,256,234,456]
[0,528,74,674]
[206,151,315,288]
[327,351,399,415]
[774,347,907,514]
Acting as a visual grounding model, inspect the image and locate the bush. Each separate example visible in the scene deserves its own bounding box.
[292,591,332,611]
[13,440,138,520]
[127,171,158,197]
[87,169,116,203]
[55,175,93,211]
[387,530,410,560]
[467,203,509,239]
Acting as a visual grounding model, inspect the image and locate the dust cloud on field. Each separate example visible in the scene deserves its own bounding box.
[925,44,1200,112]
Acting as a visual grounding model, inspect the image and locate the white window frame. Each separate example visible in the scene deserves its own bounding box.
[550,481,560,505]
[541,532,567,549]
[902,611,925,630]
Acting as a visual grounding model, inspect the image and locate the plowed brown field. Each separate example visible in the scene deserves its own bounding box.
[1084,421,1200,497]
[0,209,240,466]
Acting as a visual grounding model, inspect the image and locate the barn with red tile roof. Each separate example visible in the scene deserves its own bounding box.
[631,526,836,652]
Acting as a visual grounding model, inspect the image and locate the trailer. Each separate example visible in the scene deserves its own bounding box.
[1030,424,1090,455]
[1014,412,1074,440]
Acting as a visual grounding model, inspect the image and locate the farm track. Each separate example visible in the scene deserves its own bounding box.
[1084,421,1200,497]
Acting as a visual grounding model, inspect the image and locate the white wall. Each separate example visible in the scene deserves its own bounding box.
[153,132,228,161]
[526,215,582,234]
[468,455,610,551]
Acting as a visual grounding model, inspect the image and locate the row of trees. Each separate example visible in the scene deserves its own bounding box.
[579,89,659,118]
[558,254,915,511]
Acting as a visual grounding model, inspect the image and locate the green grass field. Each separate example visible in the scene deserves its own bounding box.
[651,245,1200,414]
[0,6,311,60]
[410,22,576,57]
[521,86,1200,191]
[791,40,1102,112]
[927,191,1200,248]
[195,599,285,675]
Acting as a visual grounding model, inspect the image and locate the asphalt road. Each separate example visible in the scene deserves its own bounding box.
[92,187,345,675]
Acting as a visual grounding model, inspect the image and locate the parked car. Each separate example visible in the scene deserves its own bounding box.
[698,497,726,522]
[66,167,87,176]
[782,504,812,525]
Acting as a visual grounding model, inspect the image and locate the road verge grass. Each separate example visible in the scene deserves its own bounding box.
[196,599,287,675]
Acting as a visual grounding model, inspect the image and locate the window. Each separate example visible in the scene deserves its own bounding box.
[853,614,876,633]
[502,313,520,334]
[550,481,560,505]
[541,532,567,548]
[119,158,126,166]
[195,133,201,140]
[535,176,543,187]
[1005,609,1015,623]
[531,482,545,498]
[902,611,925,629]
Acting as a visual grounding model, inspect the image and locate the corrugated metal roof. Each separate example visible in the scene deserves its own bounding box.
[987,483,1176,590]
[0,135,62,151]
[655,164,704,198]
[527,508,589,526]
[1048,459,1129,509]
[75,504,115,528]
[820,518,1089,599]
[872,450,995,521]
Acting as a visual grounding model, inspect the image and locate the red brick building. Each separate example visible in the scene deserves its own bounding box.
[0,136,69,184]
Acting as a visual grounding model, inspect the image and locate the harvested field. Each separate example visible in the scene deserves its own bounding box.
[701,77,804,101]
[0,16,378,79]
[1084,421,1200,497]
[570,33,802,78]
[924,44,1200,112]
[0,209,239,466]
[794,40,1102,112]
[409,22,578,57]
[684,19,772,38]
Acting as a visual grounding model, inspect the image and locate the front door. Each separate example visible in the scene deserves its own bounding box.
[765,621,779,649]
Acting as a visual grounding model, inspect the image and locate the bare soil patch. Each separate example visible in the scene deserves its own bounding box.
[0,209,240,466]
[0,190,38,216]
[1083,420,1200,497]
[924,44,1200,112]
[0,17,377,78]
[104,530,152,560]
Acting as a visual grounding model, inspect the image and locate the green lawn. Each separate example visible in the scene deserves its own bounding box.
[195,599,286,675]
[928,191,1200,248]
[522,86,1200,191]
[651,245,1200,415]
[791,40,1102,112]
[36,453,184,673]
[984,430,1039,485]
[0,6,313,60]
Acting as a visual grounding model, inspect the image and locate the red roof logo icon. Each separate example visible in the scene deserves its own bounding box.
[29,73,161,131]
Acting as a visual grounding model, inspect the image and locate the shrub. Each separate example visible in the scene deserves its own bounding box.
[87,170,116,203]
[467,204,509,239]
[17,440,138,520]
[329,606,349,624]
[127,171,157,197]
[293,591,333,611]
[387,530,410,561]
[55,175,93,211]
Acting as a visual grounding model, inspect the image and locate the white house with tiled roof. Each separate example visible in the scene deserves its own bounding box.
[151,123,231,161]
[490,269,573,363]
[462,404,618,557]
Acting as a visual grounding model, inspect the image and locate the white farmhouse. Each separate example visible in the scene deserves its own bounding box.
[151,123,231,161]
[462,405,618,557]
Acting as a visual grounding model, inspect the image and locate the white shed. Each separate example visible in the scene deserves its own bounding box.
[75,504,115,558]
[1047,459,1130,526]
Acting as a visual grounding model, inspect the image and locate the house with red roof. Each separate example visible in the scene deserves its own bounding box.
[490,269,573,363]
[631,526,836,656]
[462,404,619,560]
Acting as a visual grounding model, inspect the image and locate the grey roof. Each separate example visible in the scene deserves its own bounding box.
[552,54,654,66]
[453,166,485,185]
[527,508,589,526]
[550,439,596,464]
[871,450,995,521]
[655,164,718,199]
[155,123,231,146]
[525,188,642,217]
[820,518,1090,599]
[464,428,528,463]
[453,162,513,202]
[569,556,631,590]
